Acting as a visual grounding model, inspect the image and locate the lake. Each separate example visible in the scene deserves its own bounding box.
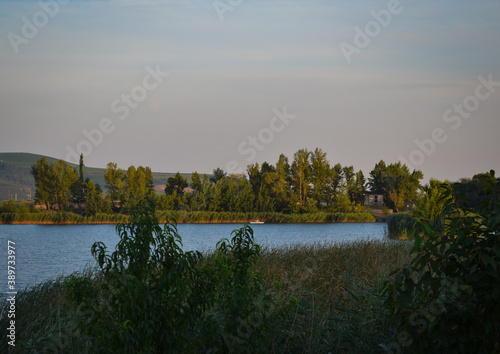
[0,223,388,293]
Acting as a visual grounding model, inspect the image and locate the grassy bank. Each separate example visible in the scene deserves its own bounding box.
[0,212,130,224]
[0,239,412,353]
[0,210,375,224]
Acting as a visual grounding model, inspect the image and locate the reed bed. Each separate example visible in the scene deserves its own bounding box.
[386,213,416,239]
[0,212,129,224]
[0,211,375,224]
[257,240,413,301]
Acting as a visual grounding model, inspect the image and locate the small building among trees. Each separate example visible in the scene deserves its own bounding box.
[365,192,384,207]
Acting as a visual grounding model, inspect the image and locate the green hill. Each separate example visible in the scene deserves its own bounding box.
[0,152,188,201]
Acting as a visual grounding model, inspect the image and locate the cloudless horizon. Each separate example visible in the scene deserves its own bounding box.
[1,0,499,183]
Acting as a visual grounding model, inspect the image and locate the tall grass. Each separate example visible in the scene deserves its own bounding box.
[386,213,416,239]
[171,211,375,224]
[255,240,413,352]
[1,239,412,353]
[0,210,375,224]
[0,212,129,224]
[0,272,93,353]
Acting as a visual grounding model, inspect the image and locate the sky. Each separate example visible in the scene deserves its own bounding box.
[1,0,499,183]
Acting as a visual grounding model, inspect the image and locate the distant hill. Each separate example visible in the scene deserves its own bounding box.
[0,152,189,201]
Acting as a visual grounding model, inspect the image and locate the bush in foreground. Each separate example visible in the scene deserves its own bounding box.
[384,177,500,353]
[66,202,280,353]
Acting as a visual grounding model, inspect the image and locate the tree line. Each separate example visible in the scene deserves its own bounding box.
[21,148,500,217]
[28,148,430,215]
[31,155,155,215]
[160,149,425,214]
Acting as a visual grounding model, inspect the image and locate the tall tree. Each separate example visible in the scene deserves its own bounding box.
[209,168,226,184]
[353,170,366,205]
[208,181,223,211]
[104,162,125,209]
[256,183,275,212]
[79,154,84,183]
[189,182,211,211]
[190,171,203,192]
[369,161,423,211]
[31,157,55,210]
[236,177,255,212]
[290,149,311,205]
[123,165,155,209]
[324,163,343,208]
[368,160,387,193]
[272,154,291,212]
[165,172,188,196]
[84,179,111,216]
[247,163,262,195]
[71,154,86,206]
[310,148,330,208]
[343,165,356,204]
[52,160,78,211]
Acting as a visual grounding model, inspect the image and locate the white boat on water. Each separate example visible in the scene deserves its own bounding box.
[249,220,264,224]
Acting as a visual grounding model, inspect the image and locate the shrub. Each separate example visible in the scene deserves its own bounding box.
[66,201,277,352]
[383,175,500,353]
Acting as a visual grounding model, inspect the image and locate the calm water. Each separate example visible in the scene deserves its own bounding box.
[0,223,387,293]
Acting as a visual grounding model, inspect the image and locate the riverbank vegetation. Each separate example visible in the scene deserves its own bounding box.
[4,148,426,222]
[2,183,499,352]
[0,202,412,353]
[0,209,375,224]
[387,171,498,239]
[2,149,497,229]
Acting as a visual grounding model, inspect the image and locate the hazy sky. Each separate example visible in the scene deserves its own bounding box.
[1,0,499,182]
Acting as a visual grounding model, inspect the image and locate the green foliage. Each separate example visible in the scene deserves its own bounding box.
[164,171,188,195]
[368,160,423,211]
[411,179,451,233]
[0,209,375,224]
[452,170,500,210]
[310,148,330,207]
[84,179,112,216]
[255,240,413,352]
[31,157,80,211]
[65,201,277,352]
[0,198,18,213]
[122,165,155,210]
[0,212,128,224]
[210,225,275,352]
[291,148,311,205]
[31,156,56,209]
[384,174,500,353]
[0,274,91,353]
[103,162,125,211]
[386,213,416,239]
[210,167,227,184]
[190,171,203,191]
[74,202,205,352]
[71,154,86,206]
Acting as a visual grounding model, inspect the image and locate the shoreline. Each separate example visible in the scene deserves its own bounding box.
[0,219,380,225]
